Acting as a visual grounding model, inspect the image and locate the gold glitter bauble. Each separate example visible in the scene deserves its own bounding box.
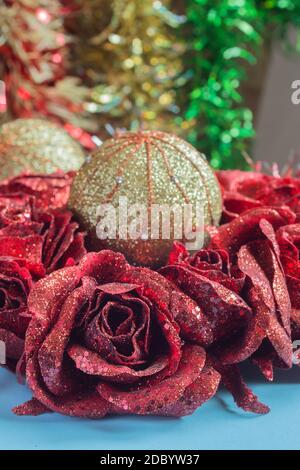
[69,130,222,267]
[0,119,86,179]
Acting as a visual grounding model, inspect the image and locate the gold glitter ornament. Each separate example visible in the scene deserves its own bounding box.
[0,119,86,180]
[69,130,222,268]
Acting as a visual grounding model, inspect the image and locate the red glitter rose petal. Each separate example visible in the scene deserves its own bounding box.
[59,231,86,268]
[41,211,73,269]
[98,283,140,295]
[238,244,292,367]
[216,302,268,365]
[216,170,269,194]
[13,398,51,416]
[251,357,274,381]
[267,315,292,367]
[2,171,75,211]
[68,344,168,384]
[210,207,295,258]
[0,235,44,275]
[222,192,262,222]
[211,358,270,414]
[19,345,110,418]
[97,345,206,415]
[168,289,213,346]
[161,264,251,344]
[158,366,221,417]
[16,359,109,418]
[120,266,178,318]
[238,244,274,310]
[277,224,300,259]
[168,242,189,265]
[0,329,24,360]
[259,220,291,333]
[78,250,129,283]
[27,264,82,328]
[119,267,182,377]
[284,271,300,309]
[37,278,97,396]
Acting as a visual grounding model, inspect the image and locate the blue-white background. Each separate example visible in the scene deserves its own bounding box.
[0,363,299,450]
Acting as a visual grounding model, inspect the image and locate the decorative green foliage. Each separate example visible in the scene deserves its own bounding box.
[179,0,300,169]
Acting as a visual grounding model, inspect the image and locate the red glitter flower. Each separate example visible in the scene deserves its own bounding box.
[161,205,296,414]
[0,172,86,276]
[0,258,32,373]
[0,172,86,374]
[209,207,294,378]
[217,169,300,223]
[276,224,300,339]
[0,171,75,212]
[14,250,220,418]
[161,242,269,414]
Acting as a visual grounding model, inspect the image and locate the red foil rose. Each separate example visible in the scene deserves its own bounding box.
[14,250,220,418]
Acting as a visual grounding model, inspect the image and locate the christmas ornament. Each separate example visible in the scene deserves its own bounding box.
[69,130,222,267]
[0,119,86,179]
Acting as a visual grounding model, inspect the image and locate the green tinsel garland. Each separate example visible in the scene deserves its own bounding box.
[179,0,300,169]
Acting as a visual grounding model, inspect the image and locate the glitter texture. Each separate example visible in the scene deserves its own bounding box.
[14,250,220,418]
[7,165,300,419]
[0,174,86,276]
[0,119,86,179]
[69,130,222,268]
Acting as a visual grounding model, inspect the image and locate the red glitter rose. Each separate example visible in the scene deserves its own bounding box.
[209,207,294,379]
[14,250,220,418]
[276,224,300,339]
[217,169,300,223]
[0,258,32,373]
[0,172,86,276]
[0,171,75,212]
[161,242,269,414]
[161,205,296,413]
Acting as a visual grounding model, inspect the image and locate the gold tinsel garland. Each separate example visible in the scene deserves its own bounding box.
[72,0,186,134]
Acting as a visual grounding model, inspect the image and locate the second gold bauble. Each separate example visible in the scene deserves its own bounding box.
[0,118,86,179]
[69,130,222,267]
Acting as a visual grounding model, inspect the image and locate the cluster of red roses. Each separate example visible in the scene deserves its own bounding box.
[1,168,300,419]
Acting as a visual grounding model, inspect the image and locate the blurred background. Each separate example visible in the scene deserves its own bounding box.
[1,0,300,170]
[254,33,300,166]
